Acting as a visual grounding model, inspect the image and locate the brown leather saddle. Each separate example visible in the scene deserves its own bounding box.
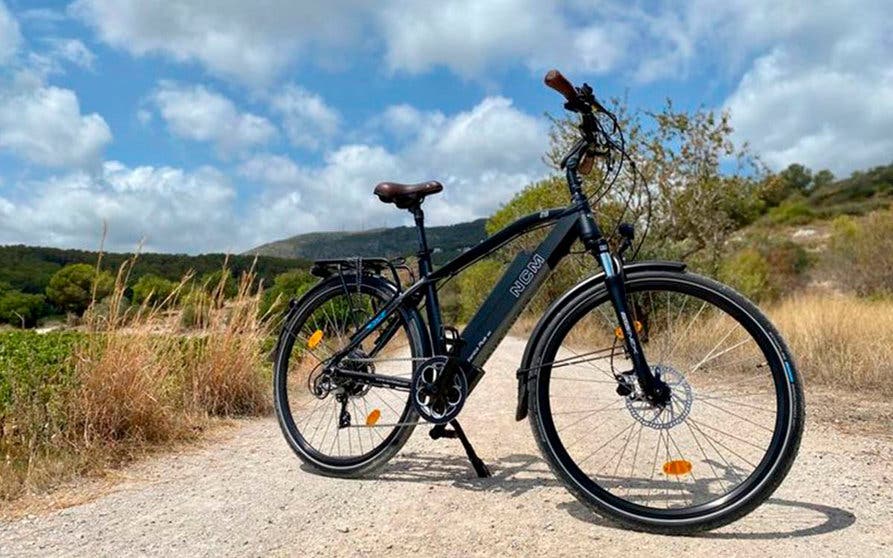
[373,181,443,209]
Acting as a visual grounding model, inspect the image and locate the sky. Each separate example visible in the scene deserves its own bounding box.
[0,0,890,254]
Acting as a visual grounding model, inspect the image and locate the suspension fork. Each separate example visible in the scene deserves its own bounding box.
[593,238,670,404]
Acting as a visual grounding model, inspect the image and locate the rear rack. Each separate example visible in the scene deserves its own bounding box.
[310,257,414,292]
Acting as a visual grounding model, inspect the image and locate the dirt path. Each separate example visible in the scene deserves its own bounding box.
[1,336,891,557]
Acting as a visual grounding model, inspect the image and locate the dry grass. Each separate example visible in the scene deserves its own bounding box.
[769,292,893,395]
[180,271,272,416]
[1,256,273,501]
[513,288,893,397]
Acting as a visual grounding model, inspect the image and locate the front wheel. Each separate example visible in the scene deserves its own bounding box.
[528,271,804,534]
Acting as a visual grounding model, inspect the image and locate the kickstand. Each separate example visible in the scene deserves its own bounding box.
[429,420,492,478]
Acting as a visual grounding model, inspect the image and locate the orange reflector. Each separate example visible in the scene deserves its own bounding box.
[307,329,323,349]
[614,321,643,339]
[366,409,381,426]
[663,460,692,476]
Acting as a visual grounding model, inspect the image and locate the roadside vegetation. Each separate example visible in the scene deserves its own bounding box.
[0,259,279,501]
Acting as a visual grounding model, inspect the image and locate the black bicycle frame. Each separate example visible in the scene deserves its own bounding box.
[329,142,658,400]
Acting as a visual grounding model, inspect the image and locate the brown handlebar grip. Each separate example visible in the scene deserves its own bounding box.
[544,69,577,102]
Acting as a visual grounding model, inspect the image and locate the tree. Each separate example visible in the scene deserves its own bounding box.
[778,163,813,195]
[538,100,765,272]
[45,264,114,315]
[0,290,47,327]
[132,274,178,305]
[812,169,835,190]
[259,270,316,317]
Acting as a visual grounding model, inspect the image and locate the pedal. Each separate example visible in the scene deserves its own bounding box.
[441,325,465,355]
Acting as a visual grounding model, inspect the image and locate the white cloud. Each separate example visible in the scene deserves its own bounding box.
[66,0,671,84]
[239,96,549,242]
[0,0,22,64]
[26,38,97,78]
[270,85,340,150]
[0,161,238,253]
[1,91,548,253]
[69,0,368,85]
[0,82,112,169]
[46,38,96,71]
[377,0,563,77]
[723,0,893,174]
[151,81,276,156]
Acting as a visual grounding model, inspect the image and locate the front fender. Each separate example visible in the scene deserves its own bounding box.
[514,260,685,421]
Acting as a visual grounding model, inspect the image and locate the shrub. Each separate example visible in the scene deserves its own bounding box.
[0,290,47,327]
[825,210,893,297]
[719,236,810,301]
[259,269,316,320]
[766,197,816,225]
[0,331,82,499]
[719,248,770,300]
[456,259,504,322]
[132,274,179,306]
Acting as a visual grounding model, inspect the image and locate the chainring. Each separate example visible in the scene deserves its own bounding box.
[411,356,468,424]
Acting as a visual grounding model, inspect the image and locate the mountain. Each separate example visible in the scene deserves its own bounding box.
[248,219,488,264]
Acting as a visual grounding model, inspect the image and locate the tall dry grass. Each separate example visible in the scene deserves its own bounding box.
[1,256,273,501]
[179,270,272,416]
[769,292,893,395]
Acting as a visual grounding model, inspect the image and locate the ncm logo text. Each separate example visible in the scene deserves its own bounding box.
[509,254,546,298]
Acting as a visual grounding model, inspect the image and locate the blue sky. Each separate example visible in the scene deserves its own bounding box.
[0,1,890,254]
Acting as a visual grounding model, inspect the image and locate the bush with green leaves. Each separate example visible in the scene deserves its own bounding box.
[201,269,238,300]
[719,238,810,301]
[0,283,47,327]
[0,331,82,470]
[179,290,211,328]
[259,269,316,318]
[766,197,816,225]
[825,210,893,297]
[456,259,504,322]
[132,274,178,306]
[45,264,113,315]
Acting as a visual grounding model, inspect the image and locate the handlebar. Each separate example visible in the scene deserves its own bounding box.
[544,68,607,114]
[544,69,577,104]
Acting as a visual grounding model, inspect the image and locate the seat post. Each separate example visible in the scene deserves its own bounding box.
[410,203,446,354]
[410,204,431,263]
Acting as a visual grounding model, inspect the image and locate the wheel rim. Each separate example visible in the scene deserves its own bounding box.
[276,284,418,467]
[536,276,795,521]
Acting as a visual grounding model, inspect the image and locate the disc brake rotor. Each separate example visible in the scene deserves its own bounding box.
[625,365,692,430]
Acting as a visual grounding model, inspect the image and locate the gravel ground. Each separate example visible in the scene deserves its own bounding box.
[1,336,891,557]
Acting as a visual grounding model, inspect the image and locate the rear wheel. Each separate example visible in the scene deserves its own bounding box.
[529,271,804,533]
[274,275,427,477]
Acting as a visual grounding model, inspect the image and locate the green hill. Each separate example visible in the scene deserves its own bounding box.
[248,219,488,264]
[0,245,307,296]
[763,161,893,225]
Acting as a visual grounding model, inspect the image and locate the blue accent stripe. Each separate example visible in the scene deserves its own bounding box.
[365,311,386,330]
[599,252,615,276]
[783,361,795,383]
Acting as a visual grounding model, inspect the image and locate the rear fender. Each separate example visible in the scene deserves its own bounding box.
[514,260,686,421]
